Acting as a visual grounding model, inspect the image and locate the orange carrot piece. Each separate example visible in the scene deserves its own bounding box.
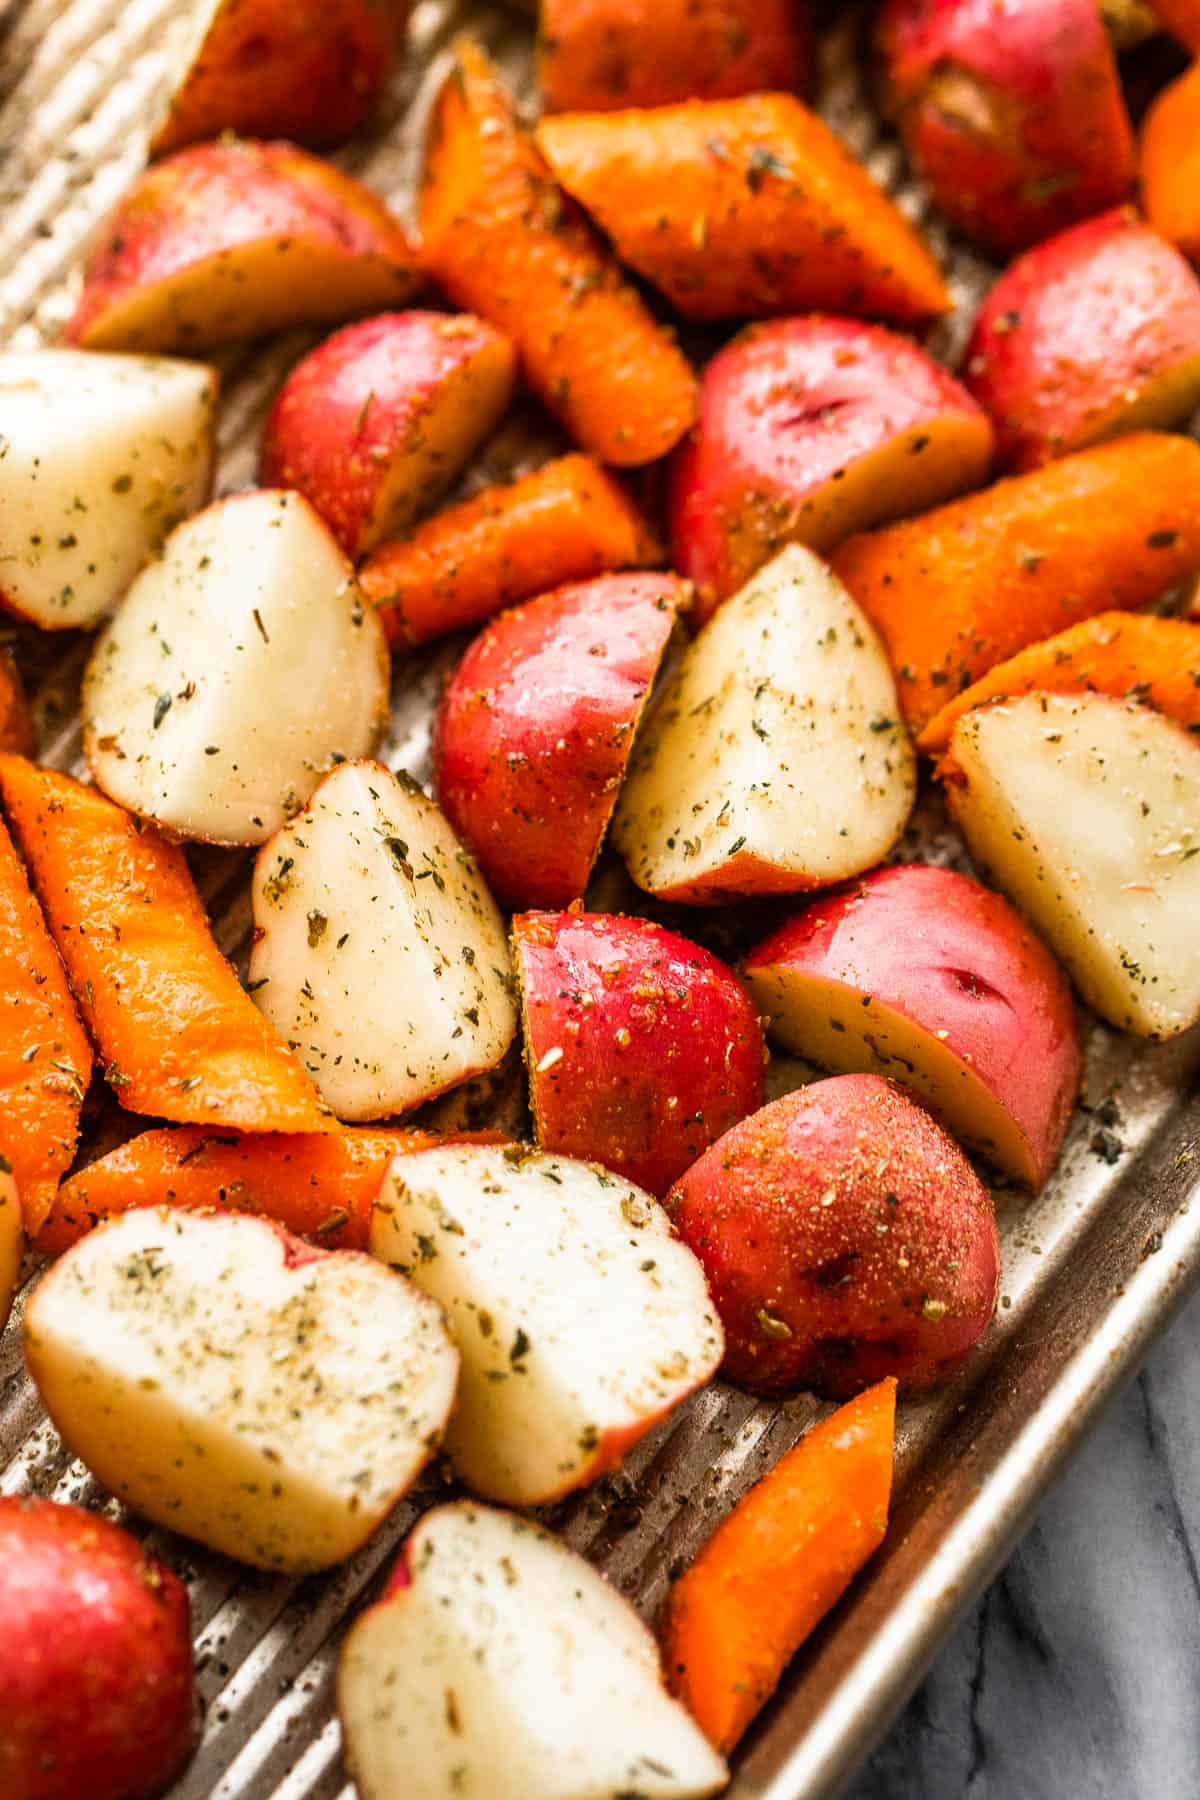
[359,453,664,645]
[918,611,1200,753]
[0,758,331,1134]
[0,814,93,1234]
[34,1125,433,1256]
[1142,61,1200,264]
[661,1378,897,1755]
[830,432,1200,734]
[0,651,33,755]
[418,38,697,468]
[535,97,951,325]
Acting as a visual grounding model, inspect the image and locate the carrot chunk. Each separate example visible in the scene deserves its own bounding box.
[0,758,331,1134]
[0,651,33,755]
[1142,61,1200,264]
[661,1378,897,1755]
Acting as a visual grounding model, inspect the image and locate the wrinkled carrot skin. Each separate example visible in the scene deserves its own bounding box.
[534,97,951,325]
[418,39,697,468]
[360,454,664,645]
[0,651,33,755]
[1142,62,1200,264]
[830,432,1200,734]
[0,758,331,1134]
[0,814,92,1234]
[661,1378,897,1754]
[538,0,814,113]
[918,611,1200,753]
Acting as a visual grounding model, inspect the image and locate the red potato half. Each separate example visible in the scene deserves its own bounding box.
[877,0,1135,257]
[668,1075,1001,1398]
[66,140,421,353]
[513,910,765,1196]
[743,864,1082,1191]
[965,208,1200,471]
[151,0,408,155]
[433,572,686,910]
[0,1496,195,1800]
[261,312,516,559]
[669,315,994,620]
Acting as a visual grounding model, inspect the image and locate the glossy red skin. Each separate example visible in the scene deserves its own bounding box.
[667,1074,1001,1397]
[744,863,1082,1189]
[878,0,1135,256]
[668,315,992,609]
[261,311,515,556]
[514,910,765,1196]
[0,1497,195,1800]
[965,208,1200,470]
[434,574,685,910]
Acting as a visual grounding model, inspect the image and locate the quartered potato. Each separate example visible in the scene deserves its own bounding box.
[83,489,389,845]
[248,761,518,1120]
[338,1502,729,1800]
[612,543,915,902]
[945,691,1200,1036]
[0,351,215,630]
[24,1208,459,1571]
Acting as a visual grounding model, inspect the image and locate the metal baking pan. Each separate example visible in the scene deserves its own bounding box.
[2,4,1198,1796]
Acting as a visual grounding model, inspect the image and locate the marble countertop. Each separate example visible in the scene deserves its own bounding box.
[849,1285,1200,1799]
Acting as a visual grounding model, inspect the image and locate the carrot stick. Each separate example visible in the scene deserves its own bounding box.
[661,1378,897,1755]
[0,651,33,755]
[830,432,1200,734]
[0,814,93,1234]
[535,97,951,325]
[0,758,332,1134]
[418,38,697,468]
[1142,61,1200,263]
[359,453,664,645]
[918,611,1200,753]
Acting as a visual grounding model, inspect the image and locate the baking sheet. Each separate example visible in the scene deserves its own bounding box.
[1,4,1199,1797]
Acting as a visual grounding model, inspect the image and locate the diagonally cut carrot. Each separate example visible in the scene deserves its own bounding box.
[0,758,331,1134]
[0,813,93,1234]
[918,611,1200,753]
[660,1377,897,1755]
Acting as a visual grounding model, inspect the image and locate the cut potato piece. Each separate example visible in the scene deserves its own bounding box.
[0,1166,21,1333]
[84,490,388,846]
[612,544,915,902]
[249,761,517,1120]
[370,1142,723,1505]
[24,1208,459,1571]
[944,693,1200,1036]
[338,1502,728,1800]
[0,351,215,630]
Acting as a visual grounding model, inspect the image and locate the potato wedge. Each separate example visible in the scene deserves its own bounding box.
[338,1503,728,1800]
[371,1142,723,1505]
[943,693,1200,1037]
[611,544,915,903]
[249,761,517,1120]
[24,1208,459,1571]
[83,489,389,846]
[0,351,215,631]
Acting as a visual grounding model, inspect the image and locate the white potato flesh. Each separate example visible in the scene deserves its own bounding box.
[0,350,215,629]
[947,693,1200,1037]
[612,543,915,902]
[337,1502,728,1800]
[23,1207,459,1571]
[0,1167,22,1333]
[83,489,388,845]
[370,1143,724,1505]
[249,761,517,1120]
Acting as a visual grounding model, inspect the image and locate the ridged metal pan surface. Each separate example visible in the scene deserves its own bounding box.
[1,4,1198,1797]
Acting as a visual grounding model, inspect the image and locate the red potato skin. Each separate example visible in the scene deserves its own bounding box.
[0,1497,195,1800]
[669,315,994,617]
[514,910,765,1196]
[434,573,686,910]
[877,0,1135,257]
[538,0,814,112]
[261,311,516,556]
[743,863,1082,1190]
[667,1074,1001,1397]
[965,208,1200,470]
